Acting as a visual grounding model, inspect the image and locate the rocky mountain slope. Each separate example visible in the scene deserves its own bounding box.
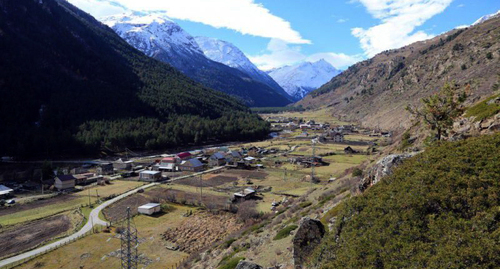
[268,60,341,101]
[194,36,291,101]
[102,12,292,107]
[0,0,269,156]
[298,15,500,131]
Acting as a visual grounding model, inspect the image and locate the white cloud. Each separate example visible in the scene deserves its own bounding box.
[68,0,127,17]
[249,39,362,70]
[67,0,310,44]
[351,0,453,57]
[337,18,348,23]
[248,39,306,70]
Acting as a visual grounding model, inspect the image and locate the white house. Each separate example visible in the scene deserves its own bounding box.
[138,203,161,215]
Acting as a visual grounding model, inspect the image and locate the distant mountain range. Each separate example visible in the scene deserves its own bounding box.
[267,60,341,101]
[102,12,293,107]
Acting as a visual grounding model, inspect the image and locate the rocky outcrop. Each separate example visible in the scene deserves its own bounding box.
[359,153,417,192]
[292,218,326,268]
[451,112,500,140]
[235,260,263,269]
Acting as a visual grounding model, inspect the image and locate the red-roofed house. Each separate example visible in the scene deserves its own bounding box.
[176,152,192,160]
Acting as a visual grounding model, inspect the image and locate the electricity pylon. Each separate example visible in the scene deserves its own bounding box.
[121,207,138,269]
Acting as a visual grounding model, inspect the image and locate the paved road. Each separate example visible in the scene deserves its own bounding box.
[0,166,224,268]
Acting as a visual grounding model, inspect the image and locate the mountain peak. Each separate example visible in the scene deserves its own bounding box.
[268,60,341,101]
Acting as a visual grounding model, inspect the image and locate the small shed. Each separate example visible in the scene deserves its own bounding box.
[244,156,256,164]
[54,175,76,191]
[139,170,162,182]
[138,203,161,215]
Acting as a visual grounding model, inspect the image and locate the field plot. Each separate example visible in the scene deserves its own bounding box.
[0,213,79,259]
[74,180,146,198]
[103,186,229,222]
[162,211,243,254]
[17,205,193,269]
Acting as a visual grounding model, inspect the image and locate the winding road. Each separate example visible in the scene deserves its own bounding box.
[0,166,224,268]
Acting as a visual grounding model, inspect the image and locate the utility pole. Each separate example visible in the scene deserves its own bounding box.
[121,207,138,269]
[311,139,316,182]
[199,174,203,205]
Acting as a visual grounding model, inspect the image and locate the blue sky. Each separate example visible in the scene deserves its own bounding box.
[69,0,500,70]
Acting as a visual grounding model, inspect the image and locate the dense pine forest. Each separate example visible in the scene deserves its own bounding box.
[0,0,269,157]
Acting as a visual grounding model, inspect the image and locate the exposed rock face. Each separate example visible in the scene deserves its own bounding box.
[297,16,500,131]
[359,153,417,192]
[235,260,263,269]
[292,218,326,268]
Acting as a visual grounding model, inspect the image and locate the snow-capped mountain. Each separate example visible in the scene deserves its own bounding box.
[473,10,500,26]
[267,60,341,101]
[194,37,290,100]
[101,12,292,107]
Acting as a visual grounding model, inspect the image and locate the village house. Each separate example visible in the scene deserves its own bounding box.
[73,172,95,185]
[329,131,345,142]
[226,151,242,164]
[179,158,204,172]
[344,146,358,154]
[0,185,13,198]
[139,170,162,182]
[97,163,114,175]
[159,157,177,171]
[113,159,134,171]
[176,152,192,161]
[54,175,76,191]
[233,187,256,201]
[70,167,88,175]
[209,152,226,167]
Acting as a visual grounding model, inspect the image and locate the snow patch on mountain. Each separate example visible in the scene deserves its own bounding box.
[267,59,341,101]
[473,10,500,26]
[102,12,203,59]
[195,37,292,100]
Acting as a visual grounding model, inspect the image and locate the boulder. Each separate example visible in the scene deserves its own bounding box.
[359,153,417,192]
[292,218,326,268]
[235,260,263,269]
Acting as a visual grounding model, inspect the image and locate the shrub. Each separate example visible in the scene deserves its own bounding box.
[486,52,493,59]
[299,201,313,208]
[273,225,298,240]
[222,238,237,249]
[465,94,500,121]
[351,168,363,177]
[218,257,245,269]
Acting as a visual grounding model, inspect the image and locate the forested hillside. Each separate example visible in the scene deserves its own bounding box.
[0,0,269,157]
[310,133,500,268]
